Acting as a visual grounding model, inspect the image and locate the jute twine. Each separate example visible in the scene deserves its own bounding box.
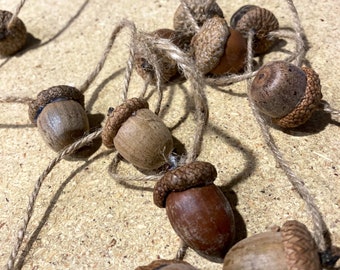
[4,0,339,269]
[6,0,27,30]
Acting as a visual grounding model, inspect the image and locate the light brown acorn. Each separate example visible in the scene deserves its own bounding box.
[191,16,247,75]
[135,259,197,270]
[250,61,322,128]
[102,98,173,171]
[223,220,321,270]
[230,5,279,55]
[134,28,187,85]
[0,10,27,57]
[28,85,92,158]
[153,161,235,263]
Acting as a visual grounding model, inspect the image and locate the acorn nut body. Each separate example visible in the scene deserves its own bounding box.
[102,98,173,171]
[153,161,235,263]
[135,259,197,270]
[223,220,321,270]
[230,5,279,55]
[191,16,247,75]
[28,86,90,156]
[0,10,27,57]
[250,61,322,128]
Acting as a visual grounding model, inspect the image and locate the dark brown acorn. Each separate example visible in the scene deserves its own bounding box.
[153,161,235,263]
[250,61,322,128]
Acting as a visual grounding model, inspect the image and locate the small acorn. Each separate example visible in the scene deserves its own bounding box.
[134,28,186,85]
[250,61,322,128]
[230,5,279,55]
[173,0,224,38]
[102,98,173,171]
[0,10,27,57]
[135,259,197,270]
[223,220,321,270]
[191,16,247,75]
[28,85,90,157]
[153,161,235,263]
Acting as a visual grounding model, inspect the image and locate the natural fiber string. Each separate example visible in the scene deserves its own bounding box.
[79,19,136,94]
[0,96,33,104]
[5,129,103,270]
[180,0,200,33]
[245,29,330,254]
[7,0,27,30]
[285,0,306,67]
[320,100,340,118]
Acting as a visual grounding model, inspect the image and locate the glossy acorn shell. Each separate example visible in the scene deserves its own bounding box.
[166,184,235,263]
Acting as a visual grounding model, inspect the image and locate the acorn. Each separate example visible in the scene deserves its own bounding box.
[223,220,321,270]
[135,259,197,270]
[153,161,235,263]
[191,16,247,75]
[0,10,27,57]
[250,61,322,128]
[173,0,224,38]
[102,98,173,171]
[28,85,91,157]
[230,5,279,55]
[134,28,187,85]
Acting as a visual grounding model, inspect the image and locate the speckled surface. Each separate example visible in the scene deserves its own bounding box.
[0,0,339,269]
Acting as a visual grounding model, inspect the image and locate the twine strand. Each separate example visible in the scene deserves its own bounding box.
[6,129,102,270]
[7,0,27,30]
[0,96,33,104]
[79,19,135,94]
[245,29,329,253]
[320,100,340,118]
[180,0,200,33]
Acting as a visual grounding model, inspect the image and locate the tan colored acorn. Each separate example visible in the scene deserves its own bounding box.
[191,16,247,75]
[250,61,322,128]
[223,220,321,270]
[102,98,173,171]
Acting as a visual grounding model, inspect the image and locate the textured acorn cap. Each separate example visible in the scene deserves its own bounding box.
[173,0,224,36]
[281,220,321,270]
[191,16,230,74]
[101,98,149,149]
[135,259,197,270]
[153,161,217,208]
[28,85,85,125]
[0,10,27,56]
[273,66,322,128]
[230,5,279,55]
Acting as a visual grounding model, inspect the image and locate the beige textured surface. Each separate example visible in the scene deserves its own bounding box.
[0,0,339,269]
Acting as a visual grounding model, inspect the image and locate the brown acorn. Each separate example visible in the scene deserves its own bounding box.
[191,16,247,75]
[135,259,197,270]
[28,85,91,158]
[230,5,279,55]
[223,220,321,270]
[102,98,173,171]
[153,161,235,263]
[0,10,27,57]
[134,29,186,85]
[250,61,322,128]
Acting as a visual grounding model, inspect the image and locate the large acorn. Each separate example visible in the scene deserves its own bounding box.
[153,161,235,263]
[102,98,173,171]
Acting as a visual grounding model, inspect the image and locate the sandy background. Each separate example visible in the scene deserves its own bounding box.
[0,0,339,269]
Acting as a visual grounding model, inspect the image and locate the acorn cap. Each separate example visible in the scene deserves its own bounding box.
[173,0,224,36]
[281,220,321,270]
[273,66,322,128]
[28,85,85,125]
[101,97,149,149]
[135,259,197,270]
[0,10,27,56]
[153,161,217,208]
[230,5,279,55]
[191,16,230,74]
